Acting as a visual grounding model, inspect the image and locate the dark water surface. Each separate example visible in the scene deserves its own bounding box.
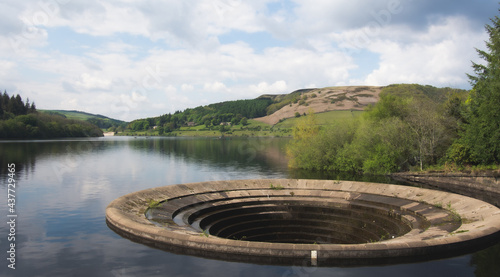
[0,137,499,277]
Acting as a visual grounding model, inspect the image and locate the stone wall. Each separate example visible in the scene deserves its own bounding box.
[391,171,500,207]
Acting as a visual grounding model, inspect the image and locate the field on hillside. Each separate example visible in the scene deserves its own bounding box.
[41,110,97,120]
[275,110,364,128]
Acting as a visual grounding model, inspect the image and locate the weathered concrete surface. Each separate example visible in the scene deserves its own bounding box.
[105,179,500,266]
[391,171,500,207]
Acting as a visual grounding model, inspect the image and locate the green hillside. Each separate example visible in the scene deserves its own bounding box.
[275,110,364,128]
[116,84,467,138]
[261,88,315,115]
[40,110,127,130]
[1,93,103,139]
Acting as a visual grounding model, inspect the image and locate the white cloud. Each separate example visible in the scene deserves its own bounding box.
[164,85,177,94]
[47,1,149,37]
[0,60,16,79]
[363,16,486,87]
[0,0,496,121]
[131,91,147,102]
[204,81,228,92]
[181,84,194,91]
[250,80,288,94]
[291,0,399,32]
[103,41,139,54]
[75,73,111,90]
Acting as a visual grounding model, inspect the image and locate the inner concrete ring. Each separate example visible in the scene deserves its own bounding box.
[106,179,500,266]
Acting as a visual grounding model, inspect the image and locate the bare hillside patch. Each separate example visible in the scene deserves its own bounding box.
[255,86,382,125]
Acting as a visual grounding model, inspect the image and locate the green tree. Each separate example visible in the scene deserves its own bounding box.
[230,116,240,126]
[451,13,500,165]
[322,119,360,172]
[142,121,150,130]
[287,111,320,169]
[219,125,228,135]
[8,94,26,115]
[2,91,9,111]
[405,98,448,170]
[352,117,413,174]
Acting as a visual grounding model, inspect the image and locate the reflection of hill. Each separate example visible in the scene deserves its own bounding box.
[253,144,288,169]
[127,138,290,170]
[0,139,112,180]
[0,138,290,182]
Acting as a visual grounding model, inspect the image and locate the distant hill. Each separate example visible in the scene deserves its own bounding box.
[120,84,467,136]
[0,92,103,139]
[254,86,382,125]
[40,110,127,129]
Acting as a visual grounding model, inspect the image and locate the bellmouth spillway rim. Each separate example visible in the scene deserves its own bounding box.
[105,179,500,266]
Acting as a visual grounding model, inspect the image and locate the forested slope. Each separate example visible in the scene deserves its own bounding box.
[287,84,468,174]
[0,91,103,139]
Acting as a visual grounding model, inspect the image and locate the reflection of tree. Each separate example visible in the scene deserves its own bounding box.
[0,140,108,182]
[471,242,500,277]
[127,138,290,169]
[1,143,40,180]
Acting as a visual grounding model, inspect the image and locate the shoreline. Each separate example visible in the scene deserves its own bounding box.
[113,131,292,138]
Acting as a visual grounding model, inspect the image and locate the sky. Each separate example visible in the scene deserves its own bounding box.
[0,0,498,121]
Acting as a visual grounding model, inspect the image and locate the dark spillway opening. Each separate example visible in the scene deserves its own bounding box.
[195,202,412,244]
[149,198,425,245]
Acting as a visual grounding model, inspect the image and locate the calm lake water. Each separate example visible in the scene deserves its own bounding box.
[0,137,499,277]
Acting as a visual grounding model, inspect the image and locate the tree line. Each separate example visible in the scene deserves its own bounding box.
[126,98,271,133]
[448,12,500,166]
[287,13,500,173]
[1,91,36,119]
[0,91,103,139]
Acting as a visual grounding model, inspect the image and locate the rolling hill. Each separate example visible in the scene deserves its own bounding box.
[107,84,468,137]
[254,86,382,125]
[40,110,127,129]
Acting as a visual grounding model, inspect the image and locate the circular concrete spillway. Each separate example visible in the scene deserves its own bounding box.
[106,179,500,266]
[167,196,418,245]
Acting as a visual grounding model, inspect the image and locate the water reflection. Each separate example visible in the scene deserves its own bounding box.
[126,137,290,170]
[471,243,500,277]
[0,137,290,183]
[0,137,499,276]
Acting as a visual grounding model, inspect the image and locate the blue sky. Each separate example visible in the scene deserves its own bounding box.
[0,0,497,121]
